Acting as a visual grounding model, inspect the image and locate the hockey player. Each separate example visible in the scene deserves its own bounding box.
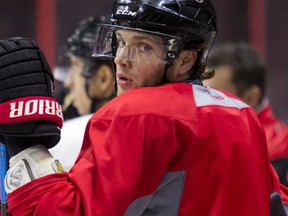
[203,42,288,186]
[49,15,115,171]
[1,0,287,215]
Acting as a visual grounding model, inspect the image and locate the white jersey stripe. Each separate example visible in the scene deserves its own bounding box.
[193,85,249,109]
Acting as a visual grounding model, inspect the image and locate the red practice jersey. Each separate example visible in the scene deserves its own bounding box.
[7,83,273,215]
[257,100,288,160]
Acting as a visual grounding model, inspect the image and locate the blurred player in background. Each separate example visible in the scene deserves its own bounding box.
[50,15,115,171]
[204,42,288,186]
[53,47,80,120]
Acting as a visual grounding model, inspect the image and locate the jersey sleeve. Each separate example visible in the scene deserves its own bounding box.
[7,173,80,215]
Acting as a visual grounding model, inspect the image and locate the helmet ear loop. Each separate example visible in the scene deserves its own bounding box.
[161,38,184,84]
[111,32,118,94]
[112,62,118,94]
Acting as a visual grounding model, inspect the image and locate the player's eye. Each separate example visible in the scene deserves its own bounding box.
[116,39,126,48]
[138,43,152,53]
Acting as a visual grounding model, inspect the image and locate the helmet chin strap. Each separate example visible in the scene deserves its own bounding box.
[160,37,184,84]
[160,63,172,84]
[112,62,118,94]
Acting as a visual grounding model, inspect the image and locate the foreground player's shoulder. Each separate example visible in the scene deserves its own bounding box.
[193,85,250,110]
[92,83,194,119]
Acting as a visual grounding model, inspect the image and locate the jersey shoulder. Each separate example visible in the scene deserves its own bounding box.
[193,85,249,109]
[92,83,251,121]
[93,83,196,120]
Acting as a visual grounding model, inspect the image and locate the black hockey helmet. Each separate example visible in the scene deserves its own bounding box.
[66,15,114,103]
[67,15,113,82]
[67,15,111,60]
[93,0,217,77]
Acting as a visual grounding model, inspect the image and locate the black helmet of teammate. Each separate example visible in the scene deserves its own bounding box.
[67,15,111,60]
[66,15,115,107]
[93,0,217,79]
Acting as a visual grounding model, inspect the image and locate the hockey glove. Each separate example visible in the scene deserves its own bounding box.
[4,145,64,193]
[0,37,63,156]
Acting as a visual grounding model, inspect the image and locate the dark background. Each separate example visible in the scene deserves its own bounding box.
[0,0,287,123]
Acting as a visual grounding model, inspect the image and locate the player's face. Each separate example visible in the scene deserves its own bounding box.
[64,55,92,115]
[114,30,167,96]
[203,65,238,96]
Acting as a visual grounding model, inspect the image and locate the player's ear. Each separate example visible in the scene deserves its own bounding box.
[168,50,197,81]
[90,65,114,97]
[241,85,261,109]
[179,50,197,71]
[98,65,113,86]
[177,50,197,76]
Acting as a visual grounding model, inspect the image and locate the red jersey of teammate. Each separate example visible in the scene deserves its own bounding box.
[257,99,288,160]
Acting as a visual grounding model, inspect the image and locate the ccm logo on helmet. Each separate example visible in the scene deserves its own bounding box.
[116,10,137,17]
[9,99,63,119]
